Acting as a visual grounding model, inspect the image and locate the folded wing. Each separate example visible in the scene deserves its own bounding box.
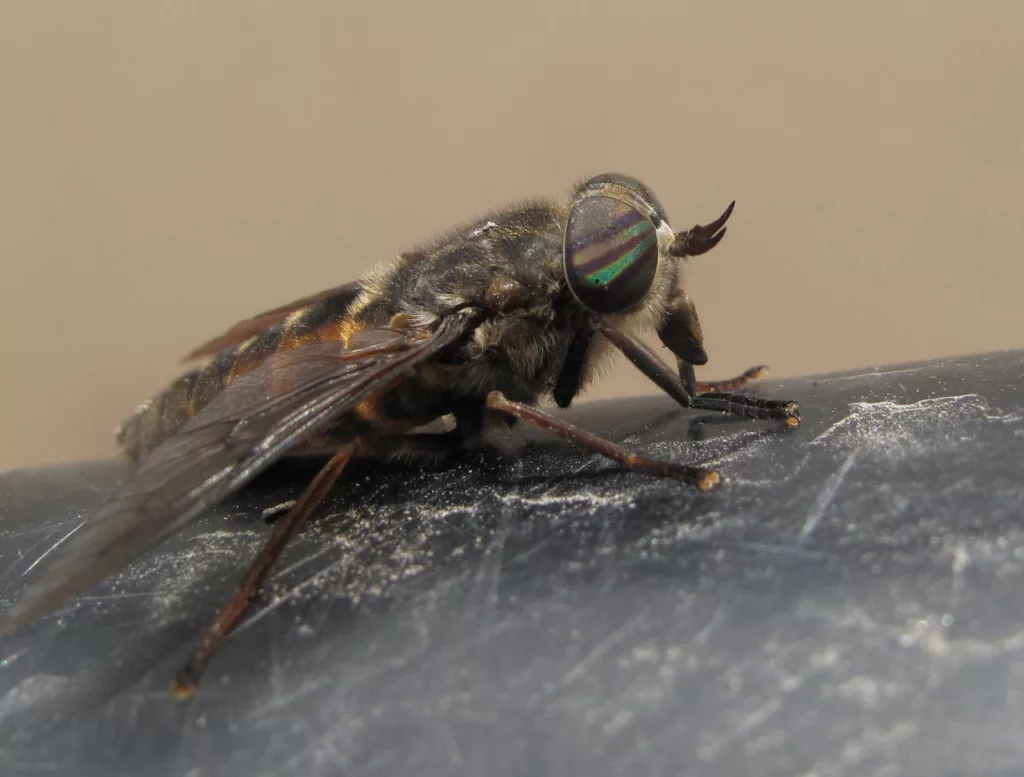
[0,310,478,636]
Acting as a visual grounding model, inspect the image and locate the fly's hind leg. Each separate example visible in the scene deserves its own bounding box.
[484,392,721,491]
[171,442,360,699]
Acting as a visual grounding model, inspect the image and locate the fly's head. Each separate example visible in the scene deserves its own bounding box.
[562,173,732,345]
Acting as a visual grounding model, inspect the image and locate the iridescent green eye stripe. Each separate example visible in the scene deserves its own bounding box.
[570,211,651,272]
[564,194,661,314]
[584,229,657,286]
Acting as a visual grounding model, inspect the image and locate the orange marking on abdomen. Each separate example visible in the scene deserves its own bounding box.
[277,307,320,351]
[279,331,322,350]
[317,317,364,346]
[354,395,383,422]
[353,386,413,433]
[227,336,264,383]
[277,313,363,352]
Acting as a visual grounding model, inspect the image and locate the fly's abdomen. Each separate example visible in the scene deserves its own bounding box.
[115,368,203,463]
[114,294,359,462]
[115,327,289,462]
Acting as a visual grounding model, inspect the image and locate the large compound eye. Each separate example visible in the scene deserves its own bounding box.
[584,173,669,225]
[564,194,659,314]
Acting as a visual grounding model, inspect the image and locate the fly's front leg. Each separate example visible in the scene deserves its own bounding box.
[657,291,776,401]
[687,359,795,424]
[681,361,767,398]
[598,324,800,426]
[484,392,721,491]
[693,365,767,393]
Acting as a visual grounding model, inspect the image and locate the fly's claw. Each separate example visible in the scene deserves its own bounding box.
[782,401,801,428]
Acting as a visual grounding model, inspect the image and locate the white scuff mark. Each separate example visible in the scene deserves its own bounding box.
[809,394,990,459]
[798,451,858,545]
[835,602,1024,662]
[984,410,1023,424]
[0,673,69,724]
[688,432,792,477]
[21,519,87,577]
[688,442,766,470]
[498,490,636,511]
[98,529,265,625]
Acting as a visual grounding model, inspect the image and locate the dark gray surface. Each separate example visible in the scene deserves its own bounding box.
[0,350,1022,776]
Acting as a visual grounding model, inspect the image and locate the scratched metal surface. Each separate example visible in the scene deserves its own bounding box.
[0,350,1022,777]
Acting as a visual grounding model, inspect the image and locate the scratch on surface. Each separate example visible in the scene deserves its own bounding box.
[271,540,342,580]
[821,360,958,383]
[472,515,509,626]
[558,614,645,689]
[698,697,784,762]
[798,451,858,545]
[77,592,164,602]
[0,548,26,578]
[802,720,918,777]
[21,519,86,577]
[734,542,836,560]
[0,648,28,670]
[232,554,350,637]
[948,542,969,614]
[438,720,464,769]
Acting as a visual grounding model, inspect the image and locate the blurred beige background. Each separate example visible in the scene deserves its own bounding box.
[1,2,1021,469]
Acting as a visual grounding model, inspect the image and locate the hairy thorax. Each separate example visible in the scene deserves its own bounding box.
[350,201,586,421]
